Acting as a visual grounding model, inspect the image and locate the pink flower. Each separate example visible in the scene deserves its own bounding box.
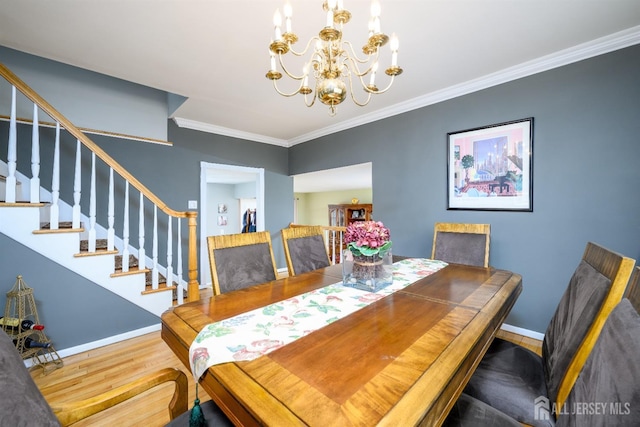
[344,221,391,255]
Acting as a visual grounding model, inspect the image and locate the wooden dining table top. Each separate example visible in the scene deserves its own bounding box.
[161,261,522,427]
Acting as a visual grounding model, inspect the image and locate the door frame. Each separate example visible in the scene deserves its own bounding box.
[199,161,265,287]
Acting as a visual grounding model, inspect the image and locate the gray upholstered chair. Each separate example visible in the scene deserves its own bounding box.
[431,222,490,267]
[443,393,521,427]
[0,328,231,426]
[624,266,640,312]
[207,231,278,295]
[555,297,640,426]
[281,225,330,276]
[449,295,640,427]
[463,242,635,426]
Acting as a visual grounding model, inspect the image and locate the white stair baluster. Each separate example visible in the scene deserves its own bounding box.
[72,139,82,229]
[121,181,130,272]
[30,103,40,203]
[176,218,183,304]
[107,168,115,251]
[88,152,97,252]
[138,192,146,269]
[330,230,336,264]
[49,122,61,229]
[152,205,159,289]
[166,215,173,292]
[6,86,17,203]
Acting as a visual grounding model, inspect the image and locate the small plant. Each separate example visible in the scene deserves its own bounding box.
[344,221,392,256]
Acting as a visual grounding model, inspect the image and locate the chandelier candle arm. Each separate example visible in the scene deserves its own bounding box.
[265,0,403,115]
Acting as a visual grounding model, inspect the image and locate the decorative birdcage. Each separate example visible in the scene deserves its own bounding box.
[2,275,62,374]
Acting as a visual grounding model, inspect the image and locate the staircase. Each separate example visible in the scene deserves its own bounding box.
[0,62,199,317]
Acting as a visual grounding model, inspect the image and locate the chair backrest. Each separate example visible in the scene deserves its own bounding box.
[556,297,640,427]
[281,225,330,276]
[542,242,635,413]
[207,231,278,295]
[624,266,640,312]
[431,222,490,267]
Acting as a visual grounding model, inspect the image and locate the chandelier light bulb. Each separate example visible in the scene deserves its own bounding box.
[371,1,382,32]
[284,2,292,33]
[273,9,283,41]
[390,33,399,66]
[269,50,276,71]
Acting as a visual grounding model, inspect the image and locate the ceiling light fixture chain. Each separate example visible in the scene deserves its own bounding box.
[266,0,403,116]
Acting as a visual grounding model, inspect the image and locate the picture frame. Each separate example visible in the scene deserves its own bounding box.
[218,203,228,214]
[218,215,228,226]
[447,118,533,211]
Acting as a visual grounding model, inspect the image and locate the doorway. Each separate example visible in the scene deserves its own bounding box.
[199,162,265,288]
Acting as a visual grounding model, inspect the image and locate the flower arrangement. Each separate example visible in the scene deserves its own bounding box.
[344,221,392,256]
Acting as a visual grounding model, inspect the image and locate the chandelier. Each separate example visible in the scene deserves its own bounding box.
[266,0,403,116]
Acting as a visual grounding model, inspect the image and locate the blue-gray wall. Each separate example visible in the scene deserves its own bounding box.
[1,43,638,351]
[0,234,159,349]
[290,44,640,333]
[0,46,172,141]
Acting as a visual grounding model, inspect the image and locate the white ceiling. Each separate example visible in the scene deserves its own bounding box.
[1,1,639,149]
[1,1,639,192]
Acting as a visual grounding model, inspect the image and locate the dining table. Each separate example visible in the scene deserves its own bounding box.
[161,259,522,426]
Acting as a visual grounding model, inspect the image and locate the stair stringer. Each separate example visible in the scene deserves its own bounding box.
[2,160,184,289]
[0,206,172,317]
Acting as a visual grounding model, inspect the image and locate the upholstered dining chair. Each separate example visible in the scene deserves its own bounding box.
[0,327,232,426]
[624,266,640,311]
[207,231,278,296]
[281,225,331,276]
[462,242,635,426]
[431,222,491,267]
[448,288,640,426]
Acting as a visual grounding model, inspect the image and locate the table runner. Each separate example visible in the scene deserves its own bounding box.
[189,258,447,380]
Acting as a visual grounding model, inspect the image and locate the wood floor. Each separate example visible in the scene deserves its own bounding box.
[30,330,208,427]
[30,287,541,427]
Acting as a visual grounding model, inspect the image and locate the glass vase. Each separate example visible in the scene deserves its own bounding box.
[342,247,393,292]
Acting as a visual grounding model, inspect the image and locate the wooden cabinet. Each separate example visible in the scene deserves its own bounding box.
[328,204,373,227]
[328,204,373,262]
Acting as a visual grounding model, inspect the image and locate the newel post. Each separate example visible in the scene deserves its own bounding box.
[187,211,199,301]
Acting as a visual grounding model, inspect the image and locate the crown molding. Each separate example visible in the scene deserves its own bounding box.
[290,25,640,146]
[172,117,289,147]
[177,25,640,148]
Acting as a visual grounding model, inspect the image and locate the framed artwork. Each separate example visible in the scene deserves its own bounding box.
[218,215,228,226]
[447,118,533,211]
[218,203,228,214]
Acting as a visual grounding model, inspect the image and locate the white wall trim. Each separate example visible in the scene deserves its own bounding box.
[199,162,265,287]
[501,323,545,342]
[24,324,161,367]
[173,117,288,147]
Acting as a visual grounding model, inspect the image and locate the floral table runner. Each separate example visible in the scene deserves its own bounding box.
[189,258,447,380]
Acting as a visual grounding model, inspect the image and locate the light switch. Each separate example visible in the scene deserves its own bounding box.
[188,200,198,209]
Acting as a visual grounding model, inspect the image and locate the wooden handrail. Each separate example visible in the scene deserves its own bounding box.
[0,63,183,218]
[0,62,200,300]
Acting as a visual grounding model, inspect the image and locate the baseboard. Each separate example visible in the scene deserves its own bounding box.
[501,323,545,341]
[25,323,162,368]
